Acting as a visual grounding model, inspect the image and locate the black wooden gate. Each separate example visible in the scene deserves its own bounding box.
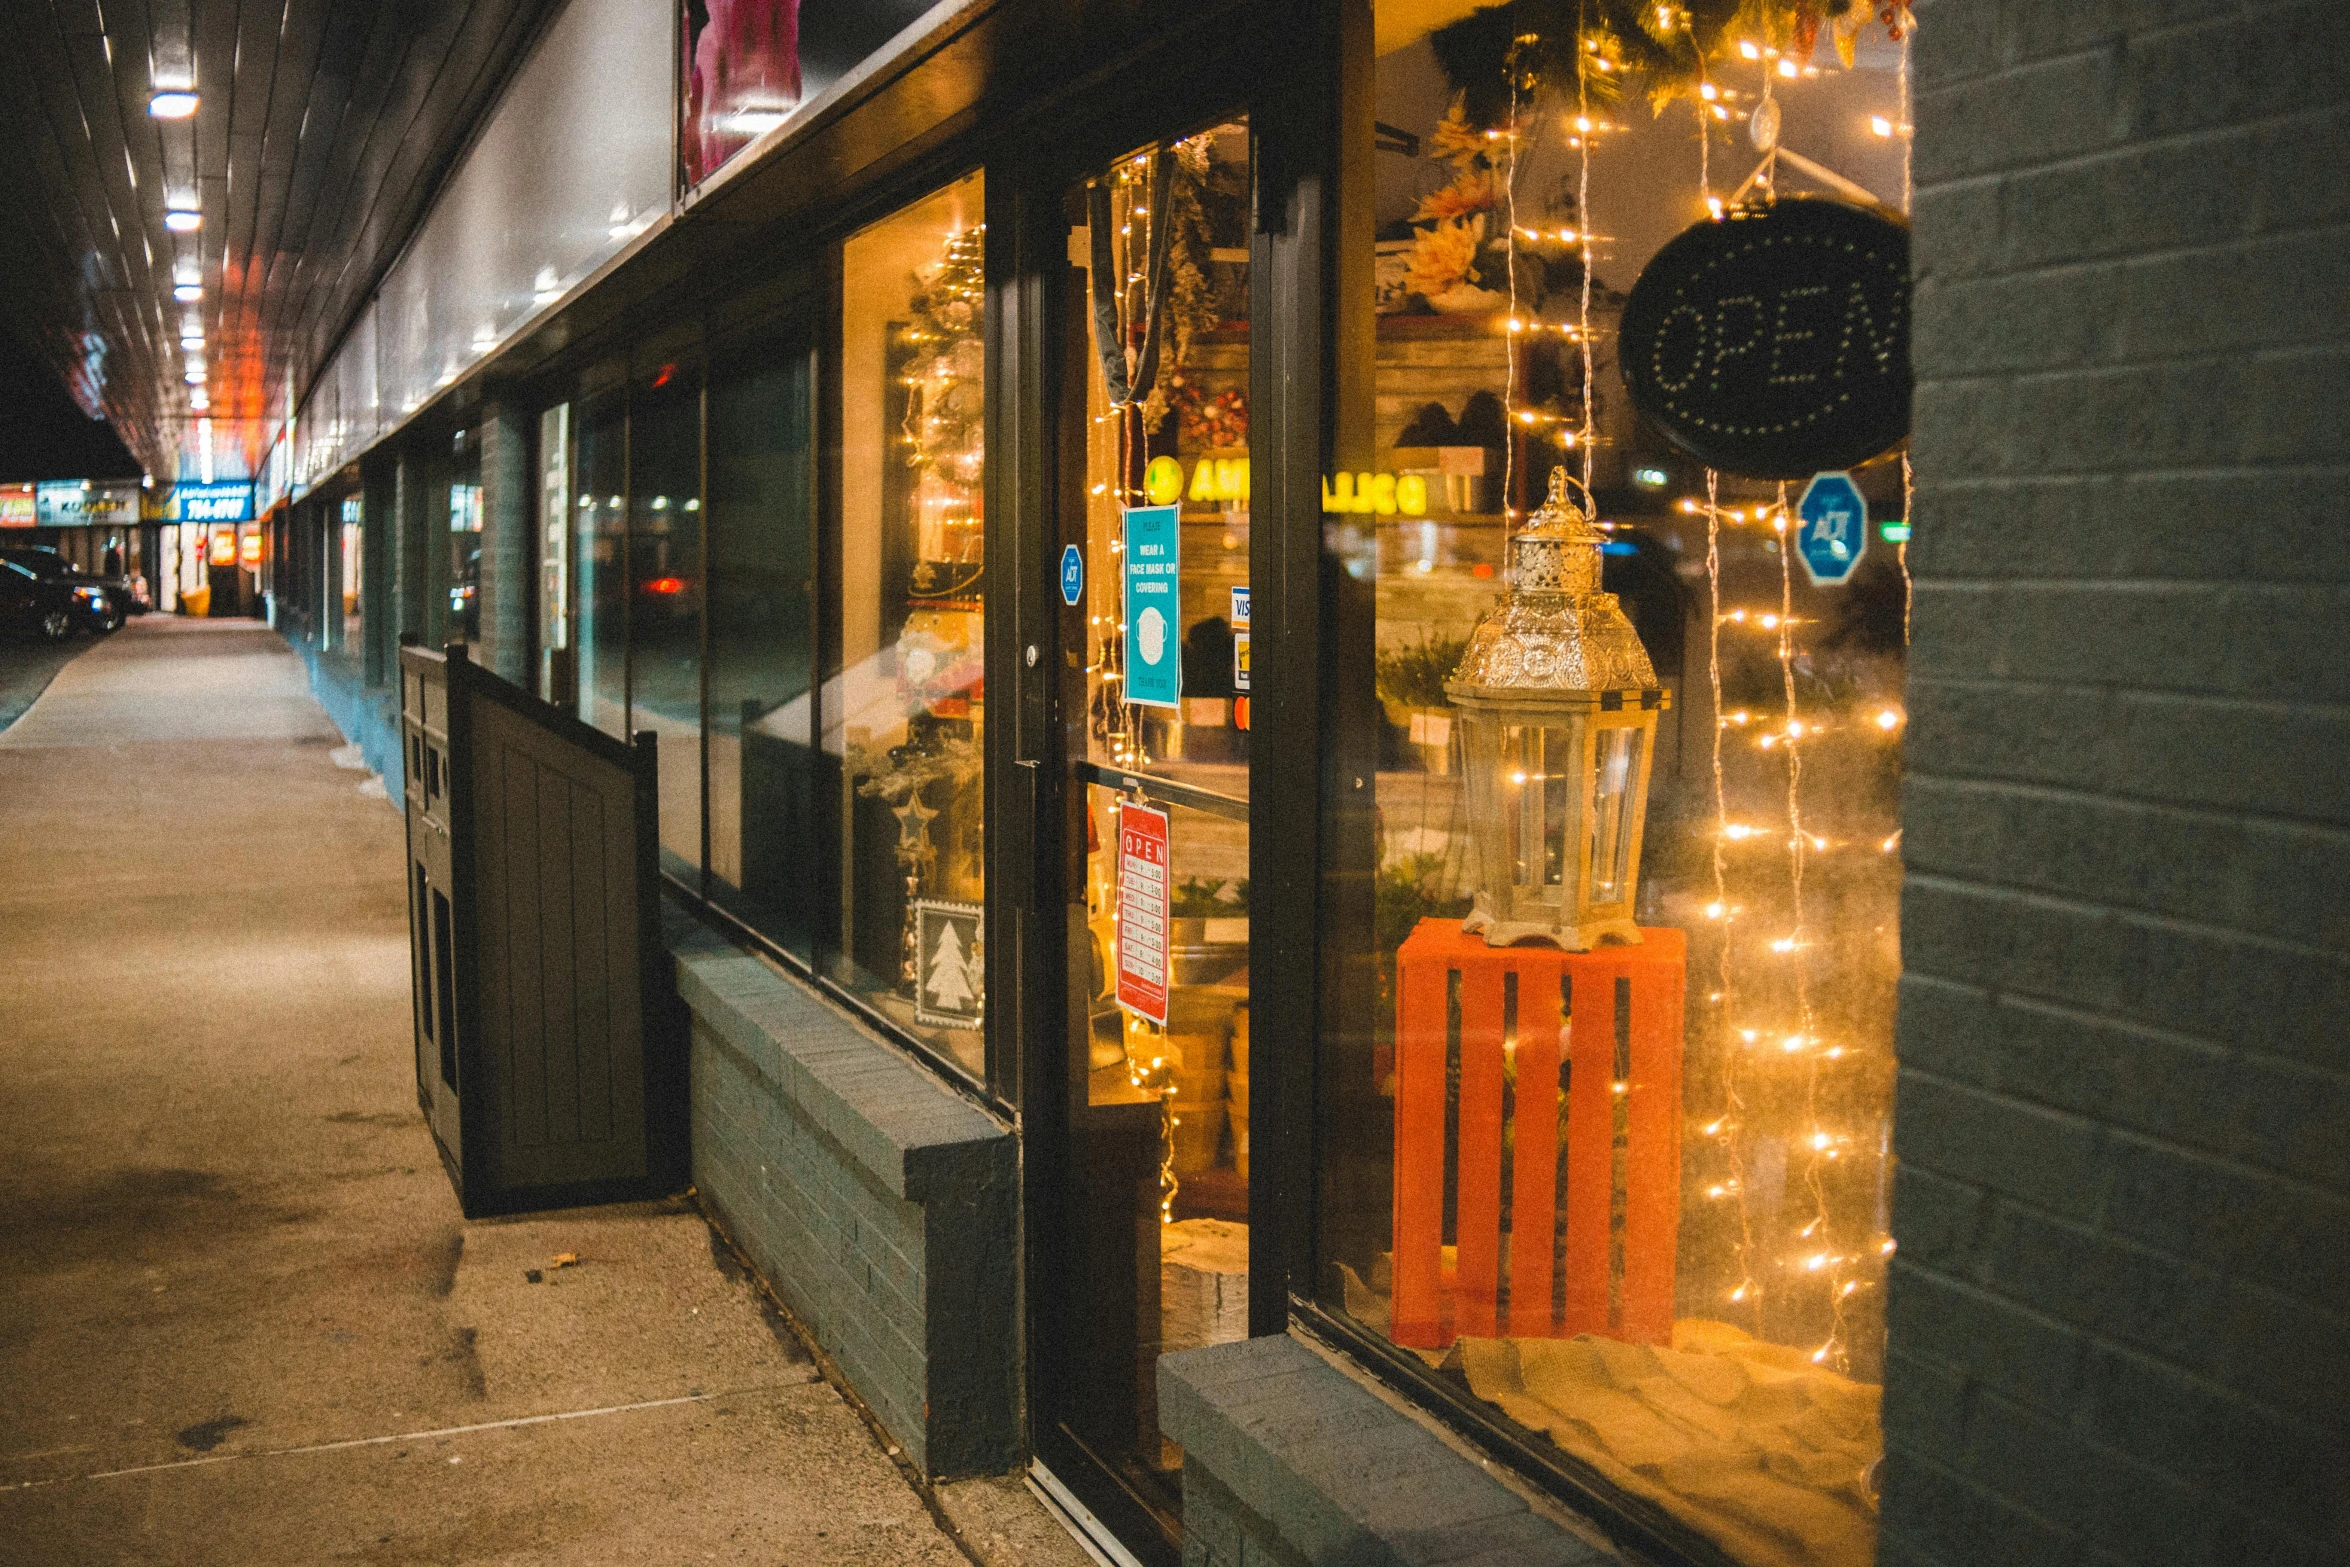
[400,643,683,1217]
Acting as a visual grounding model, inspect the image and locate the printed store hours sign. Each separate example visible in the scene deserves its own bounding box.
[1121,503,1181,708]
[1115,801,1171,1026]
[1618,196,1911,481]
[911,900,984,1030]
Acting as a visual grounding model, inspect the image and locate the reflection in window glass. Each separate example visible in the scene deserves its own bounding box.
[831,171,987,1078]
[538,405,572,706]
[630,374,705,884]
[679,0,939,186]
[449,430,483,644]
[1320,12,1913,1567]
[340,496,364,652]
[707,339,817,962]
[572,395,629,739]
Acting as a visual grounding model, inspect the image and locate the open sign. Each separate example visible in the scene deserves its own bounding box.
[1620,197,1910,481]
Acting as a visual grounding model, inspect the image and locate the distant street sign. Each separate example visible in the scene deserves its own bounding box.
[1796,472,1868,586]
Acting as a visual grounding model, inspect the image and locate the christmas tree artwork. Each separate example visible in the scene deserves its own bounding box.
[926,918,975,1015]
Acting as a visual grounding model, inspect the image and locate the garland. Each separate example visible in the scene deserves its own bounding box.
[1144,138,1227,436]
[1433,1,1913,118]
[902,225,986,489]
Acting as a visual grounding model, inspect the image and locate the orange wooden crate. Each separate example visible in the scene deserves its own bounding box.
[1391,919,1685,1348]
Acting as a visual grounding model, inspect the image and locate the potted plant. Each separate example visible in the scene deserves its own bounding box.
[1375,633,1471,774]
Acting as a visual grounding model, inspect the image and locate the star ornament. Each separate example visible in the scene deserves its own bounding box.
[893,792,940,854]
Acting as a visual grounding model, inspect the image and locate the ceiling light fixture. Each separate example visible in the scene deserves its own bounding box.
[189,389,211,410]
[148,90,200,119]
[164,206,202,233]
[714,107,793,138]
[174,283,202,301]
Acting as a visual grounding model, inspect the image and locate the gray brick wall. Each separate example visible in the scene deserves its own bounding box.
[669,908,1020,1478]
[1160,1336,1610,1567]
[1888,5,2350,1564]
[477,400,531,685]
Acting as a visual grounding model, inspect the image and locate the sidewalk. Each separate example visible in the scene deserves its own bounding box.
[0,620,1069,1566]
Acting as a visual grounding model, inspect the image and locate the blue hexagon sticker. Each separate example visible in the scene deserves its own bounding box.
[1796,472,1869,587]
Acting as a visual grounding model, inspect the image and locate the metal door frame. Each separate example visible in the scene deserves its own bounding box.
[992,8,1335,1559]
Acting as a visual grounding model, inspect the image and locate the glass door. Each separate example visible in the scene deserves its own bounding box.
[1034,118,1255,1564]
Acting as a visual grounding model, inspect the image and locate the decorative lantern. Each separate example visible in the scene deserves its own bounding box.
[1448,468,1667,949]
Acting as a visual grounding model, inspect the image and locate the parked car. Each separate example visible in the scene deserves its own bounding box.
[0,558,94,641]
[0,547,129,632]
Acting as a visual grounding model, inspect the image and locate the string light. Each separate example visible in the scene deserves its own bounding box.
[1574,28,1596,497]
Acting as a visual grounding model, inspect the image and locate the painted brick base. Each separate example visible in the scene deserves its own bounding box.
[670,907,1019,1478]
[1161,1335,1609,1567]
[283,632,404,794]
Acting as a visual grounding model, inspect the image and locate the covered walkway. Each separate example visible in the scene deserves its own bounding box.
[0,620,997,1564]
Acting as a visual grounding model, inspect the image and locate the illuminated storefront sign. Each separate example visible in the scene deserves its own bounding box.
[0,484,34,528]
[1320,470,1431,516]
[35,481,141,527]
[162,481,256,523]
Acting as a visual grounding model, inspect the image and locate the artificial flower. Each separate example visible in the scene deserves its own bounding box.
[1406,215,1485,300]
[1412,170,1499,224]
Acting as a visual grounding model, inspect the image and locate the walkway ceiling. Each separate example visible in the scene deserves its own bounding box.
[0,0,562,485]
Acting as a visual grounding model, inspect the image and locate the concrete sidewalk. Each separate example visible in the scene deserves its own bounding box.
[0,620,1070,1566]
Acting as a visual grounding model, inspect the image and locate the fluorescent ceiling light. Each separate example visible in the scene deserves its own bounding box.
[181,334,204,350]
[189,390,210,410]
[715,108,794,137]
[164,207,202,233]
[149,91,199,119]
[174,283,202,301]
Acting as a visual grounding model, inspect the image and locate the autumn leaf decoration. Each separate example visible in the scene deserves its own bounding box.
[1404,102,1507,302]
[1406,214,1490,300]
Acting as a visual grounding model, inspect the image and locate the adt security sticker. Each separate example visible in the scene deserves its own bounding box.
[1797,472,1869,587]
[1059,543,1084,606]
[1122,505,1181,708]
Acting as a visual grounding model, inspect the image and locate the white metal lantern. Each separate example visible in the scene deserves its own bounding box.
[1448,468,1667,950]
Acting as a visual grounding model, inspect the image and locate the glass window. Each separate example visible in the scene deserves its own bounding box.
[538,404,572,705]
[829,172,988,1079]
[449,428,484,644]
[629,369,706,884]
[679,0,938,186]
[1317,12,1912,1567]
[572,393,629,738]
[707,331,818,962]
[340,496,364,653]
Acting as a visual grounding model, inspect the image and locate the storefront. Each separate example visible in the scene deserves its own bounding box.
[153,480,257,616]
[9,480,151,595]
[264,3,1924,1564]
